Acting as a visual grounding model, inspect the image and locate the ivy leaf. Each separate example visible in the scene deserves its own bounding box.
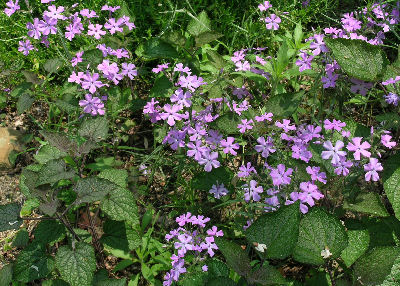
[0,203,22,232]
[78,116,109,142]
[293,207,348,265]
[98,169,128,188]
[17,93,35,114]
[0,264,13,286]
[354,247,400,286]
[264,92,303,118]
[100,187,139,225]
[34,145,67,164]
[340,221,370,267]
[215,238,252,277]
[191,167,233,191]
[325,38,388,82]
[246,264,286,285]
[34,220,66,246]
[14,242,55,282]
[74,177,118,204]
[245,202,300,259]
[383,154,400,220]
[187,11,211,36]
[55,242,96,286]
[343,192,389,217]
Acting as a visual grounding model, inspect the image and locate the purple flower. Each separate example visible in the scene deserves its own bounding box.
[264,14,281,30]
[200,236,218,257]
[255,112,273,122]
[191,215,210,227]
[255,136,275,158]
[27,18,42,39]
[270,164,293,186]
[174,234,193,257]
[206,226,224,237]
[176,212,192,226]
[347,137,371,160]
[101,5,120,13]
[104,18,124,34]
[163,129,186,150]
[79,94,105,116]
[310,34,328,55]
[187,141,207,161]
[71,51,83,67]
[298,182,324,213]
[323,119,346,131]
[4,0,20,17]
[238,162,257,178]
[81,72,104,94]
[364,158,383,182]
[341,12,362,32]
[381,134,396,149]
[237,119,254,133]
[18,39,34,56]
[198,151,220,172]
[88,23,106,39]
[243,180,263,202]
[384,92,399,106]
[121,63,137,80]
[152,63,170,73]
[350,79,373,96]
[275,119,296,132]
[296,51,314,72]
[170,88,192,108]
[220,137,240,155]
[160,104,183,126]
[291,144,313,163]
[178,75,206,91]
[333,156,353,176]
[209,183,229,199]
[306,166,327,184]
[202,265,208,272]
[321,140,346,165]
[321,72,339,88]
[44,5,65,20]
[39,16,58,36]
[258,1,272,11]
[235,61,251,71]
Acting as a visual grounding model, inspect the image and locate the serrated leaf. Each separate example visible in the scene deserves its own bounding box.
[44,58,63,74]
[55,99,79,113]
[74,177,118,204]
[101,220,141,257]
[34,220,66,246]
[383,154,400,221]
[195,32,222,47]
[78,116,109,142]
[36,159,75,187]
[380,253,400,286]
[34,145,67,164]
[17,93,35,114]
[265,92,303,118]
[354,247,400,286]
[191,167,233,191]
[162,30,186,47]
[98,169,128,188]
[13,229,29,248]
[207,259,229,278]
[0,264,13,286]
[14,242,55,282]
[100,187,139,224]
[136,38,178,59]
[215,238,252,276]
[245,203,300,259]
[293,207,348,265]
[340,227,370,267]
[343,192,389,217]
[188,11,211,36]
[325,38,388,82]
[206,50,226,70]
[41,131,95,157]
[80,49,104,68]
[247,264,286,285]
[0,203,22,232]
[55,242,96,286]
[20,198,40,216]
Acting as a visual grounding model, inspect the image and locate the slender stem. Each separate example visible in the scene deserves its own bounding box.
[56,213,81,242]
[21,216,58,220]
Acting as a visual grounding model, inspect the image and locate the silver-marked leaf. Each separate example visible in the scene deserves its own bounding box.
[55,242,96,286]
[343,192,389,217]
[293,207,348,265]
[17,93,35,114]
[340,226,370,267]
[187,11,211,36]
[78,116,109,142]
[0,203,22,232]
[98,169,128,188]
[325,38,388,82]
[100,187,139,225]
[247,264,286,285]
[14,242,55,282]
[380,252,400,286]
[245,202,300,259]
[34,145,67,164]
[74,177,118,204]
[36,159,75,186]
[195,31,222,47]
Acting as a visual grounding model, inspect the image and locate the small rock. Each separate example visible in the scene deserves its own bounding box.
[0,127,23,169]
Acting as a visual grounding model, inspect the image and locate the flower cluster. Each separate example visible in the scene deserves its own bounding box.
[164,213,223,285]
[258,1,282,31]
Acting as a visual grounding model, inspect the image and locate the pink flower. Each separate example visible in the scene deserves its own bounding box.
[258,1,272,11]
[264,14,281,30]
[220,137,240,155]
[160,104,183,126]
[347,137,371,160]
[237,119,254,133]
[198,151,220,172]
[270,164,293,186]
[381,134,396,149]
[364,158,383,182]
[87,24,106,39]
[4,0,20,17]
[321,140,346,165]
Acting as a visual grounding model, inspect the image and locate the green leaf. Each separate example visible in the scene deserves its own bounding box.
[343,192,389,217]
[42,279,69,286]
[207,277,237,286]
[383,155,400,220]
[195,32,222,47]
[44,58,63,74]
[14,242,55,282]
[136,38,178,59]
[212,112,242,135]
[215,238,252,276]
[264,92,303,118]
[74,177,118,204]
[180,273,209,286]
[380,253,400,286]
[0,264,13,286]
[11,82,32,98]
[78,116,109,142]
[12,229,30,248]
[206,50,226,70]
[101,220,141,258]
[191,167,233,191]
[340,226,370,267]
[100,187,139,225]
[325,38,388,82]
[293,207,348,265]
[247,264,286,285]
[36,159,75,186]
[34,145,67,164]
[98,169,128,188]
[98,278,127,286]
[376,113,400,130]
[34,220,66,246]
[354,247,400,286]
[149,75,173,97]
[187,11,211,36]
[0,203,22,232]
[245,203,300,259]
[294,23,304,48]
[20,198,40,216]
[17,93,35,114]
[55,242,96,286]
[207,259,229,278]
